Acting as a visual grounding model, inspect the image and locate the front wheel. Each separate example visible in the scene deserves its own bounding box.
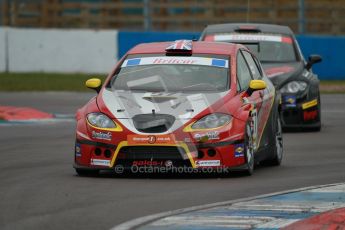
[265,117,283,166]
[244,121,255,175]
[312,93,322,132]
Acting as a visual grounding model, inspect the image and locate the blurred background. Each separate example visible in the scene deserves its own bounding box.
[2,0,344,33]
[0,0,344,91]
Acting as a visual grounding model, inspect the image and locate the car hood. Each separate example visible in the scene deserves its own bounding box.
[99,89,229,133]
[262,62,304,88]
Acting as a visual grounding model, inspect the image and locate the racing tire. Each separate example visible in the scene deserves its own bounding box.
[75,168,99,177]
[264,117,283,166]
[311,93,321,132]
[243,121,255,175]
[303,92,321,132]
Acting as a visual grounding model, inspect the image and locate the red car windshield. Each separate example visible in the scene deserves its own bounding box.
[111,56,230,92]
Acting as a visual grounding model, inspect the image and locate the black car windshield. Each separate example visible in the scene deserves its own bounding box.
[206,33,297,62]
[110,56,229,92]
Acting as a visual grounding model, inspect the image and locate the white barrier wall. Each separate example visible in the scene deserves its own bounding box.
[7,28,118,73]
[0,28,6,72]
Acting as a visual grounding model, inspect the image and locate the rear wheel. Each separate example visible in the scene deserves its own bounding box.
[265,117,283,166]
[244,121,255,175]
[75,168,99,177]
[313,93,322,131]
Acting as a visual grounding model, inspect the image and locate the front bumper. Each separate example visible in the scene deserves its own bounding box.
[280,96,320,128]
[74,138,247,172]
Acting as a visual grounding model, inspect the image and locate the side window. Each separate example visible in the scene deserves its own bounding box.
[242,51,262,80]
[237,51,252,91]
[253,56,264,77]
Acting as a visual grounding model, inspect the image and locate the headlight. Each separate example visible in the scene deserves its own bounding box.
[280,81,307,94]
[192,113,231,130]
[87,113,116,129]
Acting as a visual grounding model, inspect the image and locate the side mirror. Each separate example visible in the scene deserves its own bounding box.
[245,80,267,96]
[85,78,102,93]
[306,54,322,70]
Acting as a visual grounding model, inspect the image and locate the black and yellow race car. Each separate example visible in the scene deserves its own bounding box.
[200,23,322,131]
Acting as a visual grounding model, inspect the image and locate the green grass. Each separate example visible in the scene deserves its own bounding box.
[319,80,345,94]
[0,72,345,93]
[0,72,107,91]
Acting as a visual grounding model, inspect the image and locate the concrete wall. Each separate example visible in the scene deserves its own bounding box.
[1,27,345,79]
[6,28,118,73]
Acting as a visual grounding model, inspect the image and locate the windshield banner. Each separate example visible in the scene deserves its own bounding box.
[122,56,229,68]
[209,34,292,44]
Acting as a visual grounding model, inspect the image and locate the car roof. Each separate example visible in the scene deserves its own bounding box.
[127,41,241,56]
[202,23,294,36]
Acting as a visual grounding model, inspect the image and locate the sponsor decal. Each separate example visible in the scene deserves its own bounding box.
[303,110,318,121]
[122,56,229,68]
[132,160,164,166]
[283,95,296,107]
[195,160,221,167]
[211,59,227,67]
[184,137,192,143]
[126,58,141,66]
[194,133,203,142]
[302,99,318,110]
[75,143,81,157]
[194,131,220,142]
[90,159,110,166]
[92,131,112,141]
[234,143,245,158]
[147,135,156,144]
[250,109,258,149]
[128,134,176,145]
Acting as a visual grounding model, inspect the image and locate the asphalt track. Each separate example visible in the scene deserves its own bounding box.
[0,92,345,230]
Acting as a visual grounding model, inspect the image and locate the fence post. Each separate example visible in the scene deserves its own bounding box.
[298,0,305,34]
[5,27,9,73]
[246,0,250,22]
[143,0,151,31]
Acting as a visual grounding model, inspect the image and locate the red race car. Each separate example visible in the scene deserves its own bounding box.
[74,40,282,176]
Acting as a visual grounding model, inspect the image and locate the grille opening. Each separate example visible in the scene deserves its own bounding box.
[197,150,204,159]
[132,114,175,133]
[116,146,191,167]
[207,149,217,157]
[94,148,102,156]
[104,149,112,158]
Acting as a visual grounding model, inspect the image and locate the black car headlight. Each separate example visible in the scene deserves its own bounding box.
[87,113,116,129]
[191,113,231,130]
[280,81,307,94]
